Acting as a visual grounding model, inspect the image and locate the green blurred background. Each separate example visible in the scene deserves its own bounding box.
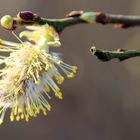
[0,0,140,140]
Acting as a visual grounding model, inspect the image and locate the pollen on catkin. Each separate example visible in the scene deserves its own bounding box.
[0,24,77,124]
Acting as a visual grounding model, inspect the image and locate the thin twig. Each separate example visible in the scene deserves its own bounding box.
[90,47,140,62]
[2,11,140,32]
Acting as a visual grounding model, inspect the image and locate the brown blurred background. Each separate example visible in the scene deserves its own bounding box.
[0,0,140,140]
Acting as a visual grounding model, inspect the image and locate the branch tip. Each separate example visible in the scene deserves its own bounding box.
[90,46,96,54]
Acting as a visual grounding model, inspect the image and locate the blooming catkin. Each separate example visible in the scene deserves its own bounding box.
[0,24,77,124]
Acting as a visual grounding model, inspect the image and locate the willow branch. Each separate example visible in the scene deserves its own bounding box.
[2,11,140,32]
[90,47,140,62]
[1,11,140,62]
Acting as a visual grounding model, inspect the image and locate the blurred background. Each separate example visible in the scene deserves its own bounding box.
[0,0,140,140]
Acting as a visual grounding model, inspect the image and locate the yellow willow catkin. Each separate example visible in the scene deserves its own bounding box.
[0,24,77,124]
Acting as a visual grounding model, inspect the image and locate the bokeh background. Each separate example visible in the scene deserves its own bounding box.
[0,0,140,140]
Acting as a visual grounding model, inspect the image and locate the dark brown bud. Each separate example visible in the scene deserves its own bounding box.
[96,12,109,24]
[17,11,36,22]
